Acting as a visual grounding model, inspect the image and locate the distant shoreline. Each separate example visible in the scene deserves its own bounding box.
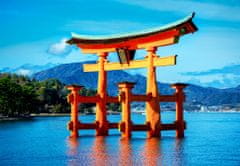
[0,112,120,121]
[0,116,33,121]
[31,111,121,117]
[1,110,239,121]
[31,113,70,117]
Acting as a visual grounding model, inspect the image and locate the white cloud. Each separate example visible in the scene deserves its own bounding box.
[0,38,94,68]
[115,0,240,22]
[47,38,72,56]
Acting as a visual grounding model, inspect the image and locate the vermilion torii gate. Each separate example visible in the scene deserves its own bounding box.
[66,13,197,138]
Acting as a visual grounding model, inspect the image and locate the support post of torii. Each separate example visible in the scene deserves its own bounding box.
[118,82,135,138]
[66,85,83,138]
[145,47,161,138]
[96,52,109,136]
[172,83,187,138]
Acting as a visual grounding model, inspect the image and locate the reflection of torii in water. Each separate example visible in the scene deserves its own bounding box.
[66,13,198,138]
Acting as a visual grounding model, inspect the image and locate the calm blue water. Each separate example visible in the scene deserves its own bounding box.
[0,112,240,166]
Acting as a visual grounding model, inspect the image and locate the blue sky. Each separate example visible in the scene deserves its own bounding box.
[0,0,240,88]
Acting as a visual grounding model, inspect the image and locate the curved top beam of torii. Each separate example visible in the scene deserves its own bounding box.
[67,12,197,54]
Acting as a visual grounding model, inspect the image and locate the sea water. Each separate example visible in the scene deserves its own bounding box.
[0,112,240,165]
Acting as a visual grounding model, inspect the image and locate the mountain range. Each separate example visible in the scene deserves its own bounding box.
[0,63,57,76]
[33,62,240,109]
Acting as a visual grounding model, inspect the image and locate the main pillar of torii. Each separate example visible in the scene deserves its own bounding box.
[67,13,197,137]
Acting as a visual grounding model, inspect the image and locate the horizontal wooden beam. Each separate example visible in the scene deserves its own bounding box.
[158,95,177,102]
[161,123,186,130]
[81,47,116,54]
[78,96,100,103]
[73,123,185,131]
[137,37,179,49]
[84,55,177,72]
[132,124,150,131]
[76,94,177,104]
[106,96,119,103]
[109,123,119,129]
[131,94,151,102]
[161,123,177,130]
[77,95,120,103]
[77,30,180,54]
[81,37,178,54]
[78,123,96,129]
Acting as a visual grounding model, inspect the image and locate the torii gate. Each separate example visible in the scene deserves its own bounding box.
[66,13,198,138]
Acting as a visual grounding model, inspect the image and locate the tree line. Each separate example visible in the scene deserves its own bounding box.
[0,73,120,117]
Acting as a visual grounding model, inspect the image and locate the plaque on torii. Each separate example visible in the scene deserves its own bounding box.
[67,13,197,138]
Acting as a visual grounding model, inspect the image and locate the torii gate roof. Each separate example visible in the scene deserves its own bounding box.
[67,13,197,53]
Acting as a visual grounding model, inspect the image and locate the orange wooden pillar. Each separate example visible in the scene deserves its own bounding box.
[172,83,187,138]
[96,52,109,136]
[118,82,135,138]
[145,47,161,138]
[67,85,83,138]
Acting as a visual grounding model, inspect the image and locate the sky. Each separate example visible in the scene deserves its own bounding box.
[0,0,240,88]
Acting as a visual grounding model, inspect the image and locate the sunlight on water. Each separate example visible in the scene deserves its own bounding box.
[65,135,192,165]
[67,136,163,165]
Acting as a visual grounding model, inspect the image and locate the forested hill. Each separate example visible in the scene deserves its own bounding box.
[0,73,102,117]
[33,62,240,107]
